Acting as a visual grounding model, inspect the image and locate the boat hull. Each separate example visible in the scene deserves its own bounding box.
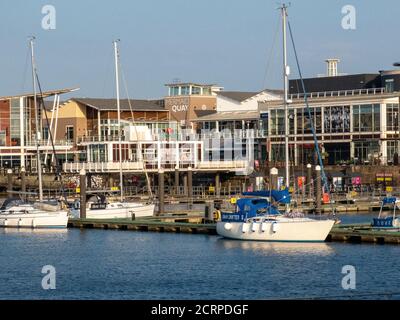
[216,219,335,242]
[0,211,69,228]
[70,203,155,219]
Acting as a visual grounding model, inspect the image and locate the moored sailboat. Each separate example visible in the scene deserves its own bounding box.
[0,37,68,228]
[216,4,336,242]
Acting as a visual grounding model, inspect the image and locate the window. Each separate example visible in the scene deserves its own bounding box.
[385,79,394,93]
[353,104,380,132]
[43,127,49,141]
[170,86,180,96]
[181,86,190,95]
[66,126,74,141]
[386,103,399,131]
[323,106,350,133]
[191,86,201,95]
[270,109,285,135]
[0,130,5,146]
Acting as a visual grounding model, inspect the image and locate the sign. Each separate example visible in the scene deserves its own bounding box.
[111,186,120,191]
[386,186,393,192]
[351,177,361,185]
[171,104,188,113]
[75,187,80,193]
[297,176,305,188]
[90,203,107,210]
[230,197,237,204]
[208,186,215,193]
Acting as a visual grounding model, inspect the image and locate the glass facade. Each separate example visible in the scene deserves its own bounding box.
[386,103,399,131]
[353,104,380,132]
[324,106,350,133]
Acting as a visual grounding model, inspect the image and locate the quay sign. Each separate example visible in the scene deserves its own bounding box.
[171,104,188,113]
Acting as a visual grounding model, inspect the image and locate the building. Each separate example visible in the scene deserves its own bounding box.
[164,82,218,127]
[43,97,170,164]
[260,69,400,166]
[0,88,77,169]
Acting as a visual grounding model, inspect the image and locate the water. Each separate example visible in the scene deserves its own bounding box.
[0,213,399,300]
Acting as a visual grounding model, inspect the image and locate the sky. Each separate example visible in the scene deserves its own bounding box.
[0,0,399,100]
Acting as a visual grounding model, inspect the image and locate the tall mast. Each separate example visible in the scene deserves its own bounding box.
[281,4,290,190]
[113,39,124,202]
[30,37,43,202]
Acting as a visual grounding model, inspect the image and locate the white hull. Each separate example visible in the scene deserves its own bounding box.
[0,210,68,228]
[70,203,155,219]
[217,217,335,242]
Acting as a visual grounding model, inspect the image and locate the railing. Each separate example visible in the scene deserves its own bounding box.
[63,160,250,172]
[289,87,386,100]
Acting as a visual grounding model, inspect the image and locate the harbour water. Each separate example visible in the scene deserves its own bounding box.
[1,213,399,300]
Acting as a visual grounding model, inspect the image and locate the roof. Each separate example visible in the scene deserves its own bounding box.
[194,109,217,118]
[72,98,167,112]
[217,89,283,102]
[0,87,79,100]
[165,82,215,87]
[289,74,381,94]
[193,110,260,122]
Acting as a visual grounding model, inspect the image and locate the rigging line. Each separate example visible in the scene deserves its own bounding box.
[35,72,68,202]
[261,14,281,90]
[287,20,335,216]
[119,62,154,200]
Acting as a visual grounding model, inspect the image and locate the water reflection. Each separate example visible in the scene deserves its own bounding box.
[216,238,334,256]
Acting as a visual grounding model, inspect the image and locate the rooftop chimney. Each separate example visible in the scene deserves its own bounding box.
[325,58,340,77]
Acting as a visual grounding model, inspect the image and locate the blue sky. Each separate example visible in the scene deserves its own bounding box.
[0,0,399,99]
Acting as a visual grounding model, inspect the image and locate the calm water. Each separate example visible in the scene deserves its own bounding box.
[0,213,399,300]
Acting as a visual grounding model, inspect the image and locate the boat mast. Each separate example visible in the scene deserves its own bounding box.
[113,39,124,202]
[30,37,43,202]
[281,4,290,191]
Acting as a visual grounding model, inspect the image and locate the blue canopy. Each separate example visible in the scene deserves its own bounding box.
[382,197,397,205]
[221,198,280,222]
[242,189,291,204]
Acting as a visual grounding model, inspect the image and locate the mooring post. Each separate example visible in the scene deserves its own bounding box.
[188,167,193,209]
[21,167,26,200]
[205,200,214,222]
[183,174,188,197]
[174,167,180,196]
[307,163,312,199]
[215,173,220,197]
[270,167,278,190]
[158,169,165,215]
[80,168,87,219]
[315,165,322,214]
[7,169,13,199]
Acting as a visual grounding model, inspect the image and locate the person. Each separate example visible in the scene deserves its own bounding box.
[213,206,221,222]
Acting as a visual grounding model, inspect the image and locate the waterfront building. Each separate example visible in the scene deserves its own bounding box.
[0,88,76,170]
[260,70,400,166]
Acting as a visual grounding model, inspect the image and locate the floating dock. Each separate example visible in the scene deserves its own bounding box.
[68,217,400,244]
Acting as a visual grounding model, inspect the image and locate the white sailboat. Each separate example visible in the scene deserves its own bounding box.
[0,37,68,228]
[216,4,335,242]
[69,40,155,219]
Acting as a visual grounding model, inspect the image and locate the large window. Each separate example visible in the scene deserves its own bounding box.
[323,106,350,133]
[354,141,380,164]
[385,79,394,93]
[297,107,322,134]
[66,125,74,141]
[387,140,398,163]
[353,104,380,132]
[386,103,399,131]
[270,109,285,135]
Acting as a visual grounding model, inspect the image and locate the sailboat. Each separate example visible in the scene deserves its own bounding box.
[69,40,155,219]
[216,4,335,242]
[0,37,68,228]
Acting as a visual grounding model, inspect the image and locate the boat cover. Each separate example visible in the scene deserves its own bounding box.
[382,197,397,205]
[242,189,291,204]
[221,198,280,222]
